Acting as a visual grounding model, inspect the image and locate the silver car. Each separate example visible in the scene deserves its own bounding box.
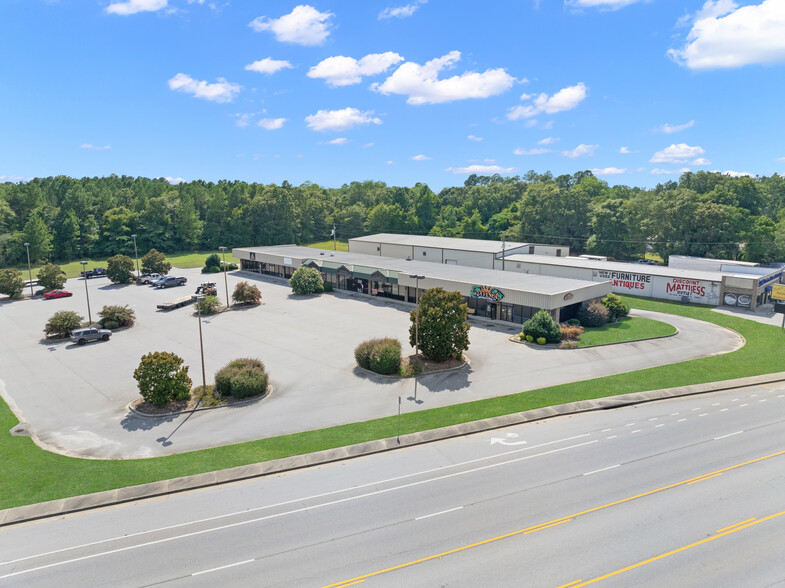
[70,327,112,345]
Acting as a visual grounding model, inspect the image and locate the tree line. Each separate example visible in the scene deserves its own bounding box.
[1,170,784,267]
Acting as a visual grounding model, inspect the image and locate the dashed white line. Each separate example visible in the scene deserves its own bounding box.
[648,417,659,421]
[601,429,612,432]
[720,408,729,412]
[732,399,739,402]
[740,403,749,407]
[625,423,635,427]
[691,408,701,411]
[193,560,254,576]
[715,431,743,440]
[415,506,464,520]
[678,418,687,422]
[632,430,642,434]
[711,403,720,406]
[606,435,617,439]
[759,399,767,403]
[699,413,708,417]
[671,412,679,416]
[655,424,665,428]
[584,464,620,476]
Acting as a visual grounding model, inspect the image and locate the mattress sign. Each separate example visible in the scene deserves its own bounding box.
[772,284,785,301]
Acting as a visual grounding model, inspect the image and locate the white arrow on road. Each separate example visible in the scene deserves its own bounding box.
[490,438,528,446]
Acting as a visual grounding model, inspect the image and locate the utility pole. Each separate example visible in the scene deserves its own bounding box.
[332,223,337,251]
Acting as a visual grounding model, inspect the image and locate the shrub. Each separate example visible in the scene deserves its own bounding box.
[560,325,584,340]
[36,263,66,291]
[201,265,221,274]
[44,310,84,337]
[133,351,192,408]
[232,281,262,305]
[98,304,136,327]
[526,335,534,342]
[578,300,610,328]
[106,254,135,284]
[290,266,324,295]
[103,320,119,330]
[522,309,562,344]
[196,295,221,315]
[214,358,268,399]
[0,268,25,299]
[410,288,470,362]
[204,253,221,271]
[566,318,581,327]
[354,338,402,375]
[141,249,172,276]
[602,293,629,322]
[519,333,526,341]
[223,262,238,271]
[192,384,221,407]
[559,340,578,349]
[536,337,546,345]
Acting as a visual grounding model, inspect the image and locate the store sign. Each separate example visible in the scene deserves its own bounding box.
[471,285,504,301]
[563,292,574,301]
[758,273,782,288]
[665,278,706,298]
[597,270,651,291]
[724,293,751,307]
[772,284,785,301]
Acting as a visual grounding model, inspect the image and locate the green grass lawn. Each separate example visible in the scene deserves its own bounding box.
[304,240,349,252]
[576,316,677,348]
[1,295,783,510]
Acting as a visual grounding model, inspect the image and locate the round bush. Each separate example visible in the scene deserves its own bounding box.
[354,340,374,370]
[202,265,221,274]
[566,318,581,326]
[103,320,119,330]
[354,338,402,375]
[577,300,610,328]
[213,358,268,399]
[536,337,546,345]
[290,266,324,295]
[522,309,562,344]
[602,293,629,322]
[526,335,534,342]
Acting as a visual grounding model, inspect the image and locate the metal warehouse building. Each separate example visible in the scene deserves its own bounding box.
[233,245,610,323]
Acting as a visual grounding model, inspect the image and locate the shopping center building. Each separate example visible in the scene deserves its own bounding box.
[233,245,611,323]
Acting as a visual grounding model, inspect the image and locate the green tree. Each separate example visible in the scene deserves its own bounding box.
[521,309,562,344]
[23,212,53,262]
[290,266,324,295]
[44,310,84,337]
[141,248,172,275]
[133,351,192,408]
[98,304,136,328]
[232,281,262,305]
[0,268,26,299]
[204,253,221,270]
[195,295,221,315]
[55,209,81,261]
[106,254,135,284]
[601,293,629,322]
[409,288,470,362]
[36,263,66,291]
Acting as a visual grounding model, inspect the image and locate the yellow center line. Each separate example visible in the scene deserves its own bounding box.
[687,473,722,484]
[556,581,584,588]
[716,517,756,533]
[564,510,785,587]
[320,448,785,588]
[525,519,572,534]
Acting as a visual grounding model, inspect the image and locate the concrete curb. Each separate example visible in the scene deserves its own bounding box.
[2,371,785,527]
[125,384,272,419]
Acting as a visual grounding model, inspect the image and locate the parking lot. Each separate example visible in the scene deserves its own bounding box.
[0,268,743,459]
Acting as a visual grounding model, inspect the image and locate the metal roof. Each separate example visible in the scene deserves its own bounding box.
[235,245,607,296]
[349,233,534,254]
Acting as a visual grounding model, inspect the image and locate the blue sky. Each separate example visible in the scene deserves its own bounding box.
[2,0,785,190]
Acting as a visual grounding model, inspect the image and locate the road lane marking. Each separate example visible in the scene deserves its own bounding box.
[556,581,583,588]
[699,413,708,417]
[741,403,749,407]
[606,435,617,439]
[687,473,721,484]
[714,431,743,440]
[717,518,755,533]
[631,430,641,434]
[678,418,687,422]
[0,434,592,568]
[583,465,620,476]
[720,408,728,411]
[192,559,254,576]
[655,424,664,428]
[563,510,785,587]
[415,507,463,521]
[0,440,599,580]
[525,519,571,534]
[320,449,785,588]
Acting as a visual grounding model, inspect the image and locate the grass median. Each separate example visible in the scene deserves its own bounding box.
[1,295,784,511]
[576,315,677,347]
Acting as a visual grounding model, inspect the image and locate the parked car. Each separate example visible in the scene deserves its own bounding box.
[155,276,187,288]
[137,273,162,285]
[69,327,111,345]
[43,290,73,299]
[81,267,107,279]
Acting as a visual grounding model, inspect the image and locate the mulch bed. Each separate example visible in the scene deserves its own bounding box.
[401,354,466,375]
[129,393,261,416]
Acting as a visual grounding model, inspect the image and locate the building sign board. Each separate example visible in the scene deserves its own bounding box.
[597,270,652,295]
[471,285,504,301]
[772,284,785,301]
[665,278,706,298]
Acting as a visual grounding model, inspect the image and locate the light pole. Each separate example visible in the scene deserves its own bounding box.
[131,234,140,278]
[219,246,230,308]
[195,295,208,396]
[23,242,33,297]
[409,274,425,357]
[79,261,92,325]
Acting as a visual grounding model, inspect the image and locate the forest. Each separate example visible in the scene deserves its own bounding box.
[1,170,784,267]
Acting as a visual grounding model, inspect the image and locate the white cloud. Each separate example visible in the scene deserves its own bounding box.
[168,73,240,103]
[591,167,627,175]
[565,0,644,10]
[619,146,637,154]
[651,167,691,175]
[777,156,785,162]
[445,165,518,174]
[308,52,404,87]
[326,137,348,145]
[258,118,287,130]
[669,0,785,70]
[650,143,705,163]
[656,120,695,134]
[715,169,753,177]
[372,51,514,105]
[691,157,712,165]
[386,160,396,165]
[0,175,33,183]
[507,82,588,120]
[562,144,598,158]
[249,5,333,46]
[165,176,186,184]
[379,0,426,19]
[513,147,550,155]
[537,136,558,145]
[305,107,382,132]
[412,154,431,161]
[363,143,375,148]
[80,144,111,150]
[467,135,483,141]
[245,58,293,75]
[106,0,166,15]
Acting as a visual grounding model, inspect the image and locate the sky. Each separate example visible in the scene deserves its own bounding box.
[2,0,785,190]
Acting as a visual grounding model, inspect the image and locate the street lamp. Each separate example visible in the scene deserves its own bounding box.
[408,274,425,357]
[219,246,230,309]
[131,234,140,278]
[195,295,208,397]
[23,242,33,297]
[79,261,92,325]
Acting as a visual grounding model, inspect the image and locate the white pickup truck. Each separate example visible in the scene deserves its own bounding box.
[137,273,162,285]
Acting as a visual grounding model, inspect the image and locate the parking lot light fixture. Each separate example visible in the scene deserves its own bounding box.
[219,246,230,309]
[79,260,92,325]
[131,234,140,278]
[195,295,208,396]
[23,242,33,297]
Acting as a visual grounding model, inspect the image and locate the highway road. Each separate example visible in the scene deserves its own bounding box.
[1,382,784,587]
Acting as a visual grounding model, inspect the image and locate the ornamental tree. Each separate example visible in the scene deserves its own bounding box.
[133,351,192,408]
[409,287,470,362]
[98,304,136,328]
[601,293,629,322]
[0,268,26,299]
[290,266,324,295]
[106,254,135,284]
[44,310,84,338]
[232,281,262,305]
[141,248,172,276]
[36,263,66,291]
[521,309,561,344]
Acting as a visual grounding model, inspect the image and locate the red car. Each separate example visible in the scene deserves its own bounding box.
[43,290,73,299]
